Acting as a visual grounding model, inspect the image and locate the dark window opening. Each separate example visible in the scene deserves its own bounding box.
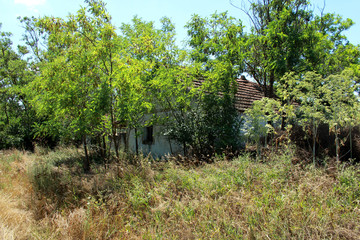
[143,126,154,145]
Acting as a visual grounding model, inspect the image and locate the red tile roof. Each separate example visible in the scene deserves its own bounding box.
[193,77,265,112]
[234,78,264,112]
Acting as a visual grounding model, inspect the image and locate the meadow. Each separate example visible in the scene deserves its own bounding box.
[0,146,359,239]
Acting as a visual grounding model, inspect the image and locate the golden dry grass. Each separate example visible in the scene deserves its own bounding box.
[0,150,35,240]
[0,148,359,239]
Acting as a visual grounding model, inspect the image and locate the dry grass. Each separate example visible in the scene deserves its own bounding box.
[0,150,35,240]
[0,147,359,239]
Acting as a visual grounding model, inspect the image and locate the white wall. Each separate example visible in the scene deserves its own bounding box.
[127,125,183,158]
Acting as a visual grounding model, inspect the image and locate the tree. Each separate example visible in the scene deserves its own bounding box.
[151,62,198,156]
[309,12,360,78]
[230,0,311,96]
[242,97,281,159]
[323,70,359,163]
[182,12,245,155]
[117,16,193,154]
[279,70,360,165]
[24,2,195,161]
[28,0,118,171]
[230,0,359,97]
[0,24,36,150]
[186,12,245,75]
[279,71,326,165]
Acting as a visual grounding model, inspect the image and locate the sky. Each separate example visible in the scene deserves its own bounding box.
[1,0,360,49]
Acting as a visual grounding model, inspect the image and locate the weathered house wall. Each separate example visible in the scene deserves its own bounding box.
[124,77,265,157]
[127,125,183,158]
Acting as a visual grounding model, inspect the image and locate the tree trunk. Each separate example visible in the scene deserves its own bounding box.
[269,70,275,98]
[125,129,130,153]
[313,124,316,167]
[257,140,261,161]
[135,128,139,155]
[169,137,173,154]
[83,135,90,172]
[102,135,106,156]
[264,133,268,148]
[335,126,340,164]
[350,126,353,159]
[183,141,187,156]
[4,102,9,124]
[97,135,104,158]
[281,116,286,131]
[112,126,119,158]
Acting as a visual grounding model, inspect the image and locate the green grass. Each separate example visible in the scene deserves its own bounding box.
[1,147,360,239]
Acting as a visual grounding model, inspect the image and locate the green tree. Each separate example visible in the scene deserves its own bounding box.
[230,0,359,96]
[186,12,245,75]
[183,12,245,155]
[323,70,359,163]
[0,24,36,150]
[242,97,281,159]
[117,17,174,153]
[279,70,360,164]
[118,16,201,156]
[309,12,360,78]
[28,0,118,171]
[280,71,327,165]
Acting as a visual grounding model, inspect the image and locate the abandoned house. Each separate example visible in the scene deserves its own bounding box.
[116,76,265,157]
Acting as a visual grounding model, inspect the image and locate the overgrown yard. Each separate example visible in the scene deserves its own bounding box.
[0,148,359,239]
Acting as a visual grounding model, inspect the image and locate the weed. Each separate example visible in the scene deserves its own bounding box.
[1,147,360,239]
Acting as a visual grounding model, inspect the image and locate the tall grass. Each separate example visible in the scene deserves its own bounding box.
[0,147,359,239]
[0,150,35,240]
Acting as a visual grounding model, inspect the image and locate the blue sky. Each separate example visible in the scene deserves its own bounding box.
[1,0,360,48]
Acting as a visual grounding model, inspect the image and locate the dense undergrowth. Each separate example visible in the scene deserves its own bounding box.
[0,147,360,239]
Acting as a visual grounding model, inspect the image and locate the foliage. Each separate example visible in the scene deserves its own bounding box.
[1,1,360,237]
[117,16,193,154]
[310,12,360,78]
[322,70,359,163]
[280,72,327,165]
[25,0,120,170]
[175,12,245,156]
[242,97,281,158]
[166,95,243,157]
[230,0,360,97]
[0,24,37,150]
[0,0,360,168]
[22,3,195,161]
[278,70,360,164]
[186,12,245,75]
[185,12,245,96]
